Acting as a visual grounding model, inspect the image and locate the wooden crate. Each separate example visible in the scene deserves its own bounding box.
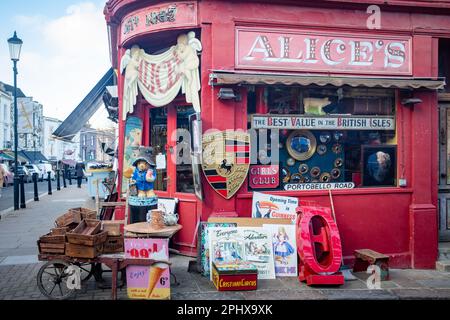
[66,219,107,246]
[101,221,122,236]
[51,227,69,235]
[39,232,66,244]
[102,236,124,254]
[55,211,82,227]
[66,242,104,259]
[37,240,65,255]
[69,207,97,220]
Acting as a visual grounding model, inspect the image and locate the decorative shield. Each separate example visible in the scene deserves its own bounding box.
[202,130,250,199]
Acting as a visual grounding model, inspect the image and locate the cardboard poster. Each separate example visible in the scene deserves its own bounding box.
[252,192,299,224]
[122,116,143,194]
[263,224,298,277]
[197,222,237,277]
[209,227,276,280]
[125,238,170,300]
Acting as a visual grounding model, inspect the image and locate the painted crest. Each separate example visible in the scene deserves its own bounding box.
[202,131,250,199]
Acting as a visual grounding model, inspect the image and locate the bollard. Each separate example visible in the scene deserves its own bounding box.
[56,169,61,191]
[68,170,72,185]
[47,172,52,195]
[19,175,26,209]
[62,169,67,188]
[32,173,39,201]
[13,176,20,210]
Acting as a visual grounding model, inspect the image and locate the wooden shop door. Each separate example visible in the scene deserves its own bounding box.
[438,103,450,241]
[150,103,200,255]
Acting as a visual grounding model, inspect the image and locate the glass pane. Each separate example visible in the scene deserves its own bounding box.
[150,107,167,191]
[446,109,450,185]
[176,105,195,193]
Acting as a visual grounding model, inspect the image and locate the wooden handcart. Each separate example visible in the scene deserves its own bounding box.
[37,253,171,300]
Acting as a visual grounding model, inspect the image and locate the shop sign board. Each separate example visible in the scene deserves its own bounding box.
[284,182,355,191]
[251,192,298,223]
[236,27,412,75]
[249,165,280,189]
[121,2,198,44]
[251,115,395,131]
[125,238,170,300]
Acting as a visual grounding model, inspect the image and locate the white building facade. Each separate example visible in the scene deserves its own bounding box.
[43,117,81,162]
[0,84,12,149]
[16,97,44,153]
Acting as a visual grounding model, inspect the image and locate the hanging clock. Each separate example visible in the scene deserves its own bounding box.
[286,130,317,161]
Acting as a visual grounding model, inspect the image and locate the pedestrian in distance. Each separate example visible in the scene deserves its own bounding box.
[75,162,84,188]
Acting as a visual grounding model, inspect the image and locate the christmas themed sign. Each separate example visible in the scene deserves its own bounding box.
[252,192,298,224]
[125,238,170,300]
[236,27,412,75]
[251,115,396,131]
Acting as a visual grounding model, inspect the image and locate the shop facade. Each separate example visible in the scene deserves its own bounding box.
[104,0,450,268]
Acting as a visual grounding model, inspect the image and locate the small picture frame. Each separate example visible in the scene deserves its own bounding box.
[361,145,397,187]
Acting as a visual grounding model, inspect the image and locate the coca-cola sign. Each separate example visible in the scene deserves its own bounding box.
[236,27,412,75]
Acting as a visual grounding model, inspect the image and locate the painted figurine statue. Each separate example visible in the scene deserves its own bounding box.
[130,147,156,198]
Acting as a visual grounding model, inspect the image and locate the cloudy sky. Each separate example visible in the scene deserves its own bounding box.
[0,1,113,129]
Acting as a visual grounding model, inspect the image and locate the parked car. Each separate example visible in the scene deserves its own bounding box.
[12,166,32,183]
[0,163,14,187]
[36,163,56,181]
[25,164,43,181]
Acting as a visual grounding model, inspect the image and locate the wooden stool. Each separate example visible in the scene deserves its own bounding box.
[353,249,390,281]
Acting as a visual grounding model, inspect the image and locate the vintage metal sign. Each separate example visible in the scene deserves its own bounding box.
[249,165,280,189]
[202,131,250,199]
[251,115,395,131]
[284,182,355,191]
[121,2,198,44]
[236,27,412,75]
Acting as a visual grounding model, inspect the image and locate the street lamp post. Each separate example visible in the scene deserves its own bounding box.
[7,31,23,211]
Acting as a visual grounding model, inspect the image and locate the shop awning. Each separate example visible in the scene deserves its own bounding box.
[209,71,446,90]
[53,68,115,141]
[20,151,48,163]
[2,151,28,163]
[0,152,14,161]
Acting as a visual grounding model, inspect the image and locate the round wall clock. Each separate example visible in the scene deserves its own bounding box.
[286,130,317,161]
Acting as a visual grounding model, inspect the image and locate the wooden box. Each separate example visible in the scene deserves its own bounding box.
[51,227,69,235]
[66,220,107,246]
[66,243,104,259]
[212,262,258,291]
[55,211,82,227]
[37,240,65,255]
[103,236,124,254]
[39,232,65,244]
[101,221,122,236]
[69,207,97,220]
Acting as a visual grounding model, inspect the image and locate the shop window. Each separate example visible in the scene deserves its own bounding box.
[439,38,450,93]
[150,107,168,191]
[248,86,397,191]
[176,105,195,193]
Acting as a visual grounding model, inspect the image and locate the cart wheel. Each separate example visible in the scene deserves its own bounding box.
[37,260,76,300]
[73,262,95,282]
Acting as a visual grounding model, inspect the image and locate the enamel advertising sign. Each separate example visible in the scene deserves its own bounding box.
[236,27,412,75]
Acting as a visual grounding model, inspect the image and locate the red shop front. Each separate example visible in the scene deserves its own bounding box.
[104,0,450,268]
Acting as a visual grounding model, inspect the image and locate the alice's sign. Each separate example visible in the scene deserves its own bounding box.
[251,115,395,131]
[284,182,355,191]
[236,27,412,75]
[121,2,198,44]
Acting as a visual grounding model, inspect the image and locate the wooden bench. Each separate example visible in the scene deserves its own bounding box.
[353,249,390,281]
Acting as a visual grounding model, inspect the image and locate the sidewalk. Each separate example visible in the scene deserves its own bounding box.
[0,185,449,300]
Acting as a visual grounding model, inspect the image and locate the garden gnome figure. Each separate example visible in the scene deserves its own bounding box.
[130,147,157,198]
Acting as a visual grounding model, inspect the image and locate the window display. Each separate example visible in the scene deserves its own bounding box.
[248,85,397,190]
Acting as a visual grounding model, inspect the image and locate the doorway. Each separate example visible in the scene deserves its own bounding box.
[438,103,450,241]
[149,103,200,255]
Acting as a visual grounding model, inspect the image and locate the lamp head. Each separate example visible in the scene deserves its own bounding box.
[7,31,23,62]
